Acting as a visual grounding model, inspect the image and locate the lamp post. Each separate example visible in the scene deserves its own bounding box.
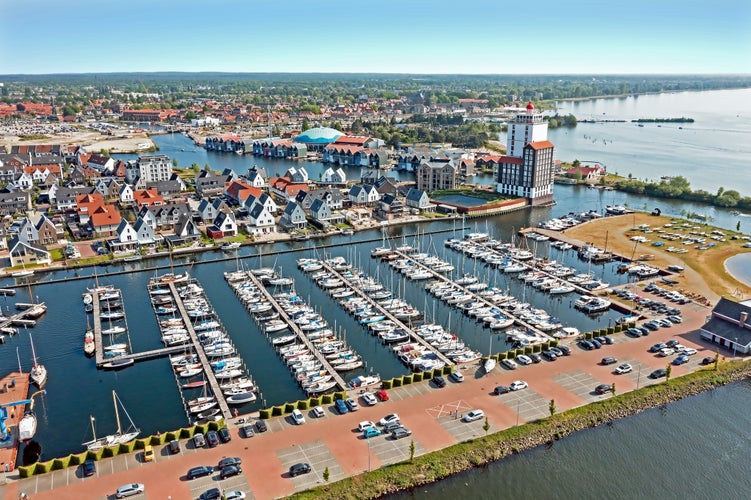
[734,338,738,358]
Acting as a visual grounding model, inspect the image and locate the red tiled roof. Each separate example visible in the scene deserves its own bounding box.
[500,155,523,165]
[333,136,369,146]
[527,140,554,150]
[90,205,122,227]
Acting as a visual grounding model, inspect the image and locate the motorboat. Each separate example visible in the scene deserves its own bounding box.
[181,380,207,389]
[221,242,241,251]
[180,368,203,378]
[226,391,257,404]
[102,326,127,336]
[104,343,128,351]
[189,401,218,414]
[348,375,381,389]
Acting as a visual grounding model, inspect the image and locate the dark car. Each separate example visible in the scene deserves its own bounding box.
[579,339,594,350]
[637,327,650,336]
[529,353,542,363]
[549,347,564,357]
[383,421,403,432]
[220,465,242,479]
[666,339,679,348]
[241,424,255,438]
[701,356,715,365]
[602,336,614,345]
[541,350,558,361]
[218,428,231,443]
[256,420,268,433]
[558,345,572,356]
[626,328,642,338]
[494,385,510,395]
[649,368,668,379]
[289,462,312,477]
[595,384,613,395]
[187,465,214,480]
[82,459,96,477]
[590,339,603,349]
[600,356,617,365]
[650,343,667,353]
[335,398,349,414]
[218,457,242,469]
[206,430,220,448]
[391,427,413,440]
[200,488,222,500]
[432,375,447,388]
[169,439,181,454]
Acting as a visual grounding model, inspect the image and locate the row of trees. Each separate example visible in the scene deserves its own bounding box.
[614,176,751,209]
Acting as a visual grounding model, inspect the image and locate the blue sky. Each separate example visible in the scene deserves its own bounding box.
[1,0,750,74]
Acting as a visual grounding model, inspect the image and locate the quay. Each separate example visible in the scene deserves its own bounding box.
[243,272,348,392]
[393,250,553,340]
[92,290,132,367]
[0,371,31,477]
[318,260,455,367]
[168,283,232,421]
[0,305,47,332]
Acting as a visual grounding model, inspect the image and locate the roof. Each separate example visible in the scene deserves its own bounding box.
[527,140,555,150]
[406,188,426,202]
[90,205,122,228]
[500,155,523,165]
[294,127,343,144]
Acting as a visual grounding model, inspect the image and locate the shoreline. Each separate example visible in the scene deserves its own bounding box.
[548,85,751,104]
[723,253,751,288]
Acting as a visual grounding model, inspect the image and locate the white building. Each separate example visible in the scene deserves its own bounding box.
[126,155,173,184]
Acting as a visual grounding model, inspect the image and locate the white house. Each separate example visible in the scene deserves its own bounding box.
[321,167,346,185]
[133,217,157,245]
[115,219,138,244]
[246,169,267,189]
[246,202,275,235]
[348,184,380,205]
[119,183,134,204]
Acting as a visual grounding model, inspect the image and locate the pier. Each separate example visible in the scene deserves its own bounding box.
[244,272,348,392]
[318,261,455,368]
[92,289,133,367]
[0,304,47,332]
[0,370,30,472]
[168,283,232,421]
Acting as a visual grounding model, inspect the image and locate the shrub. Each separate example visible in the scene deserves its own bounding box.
[180,427,193,439]
[284,403,295,413]
[121,441,137,452]
[69,453,84,466]
[297,399,309,410]
[442,365,453,375]
[607,326,615,335]
[101,446,116,458]
[392,377,402,387]
[259,409,271,419]
[165,431,177,441]
[533,344,542,353]
[18,466,32,478]
[585,331,594,340]
[412,372,423,383]
[34,461,51,474]
[402,374,413,385]
[322,394,333,404]
[550,339,559,347]
[524,346,533,355]
[51,458,67,471]
[382,379,393,389]
[310,397,321,407]
[271,406,283,417]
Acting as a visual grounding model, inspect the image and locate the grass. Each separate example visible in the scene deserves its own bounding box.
[430,188,506,202]
[288,360,750,499]
[18,134,49,140]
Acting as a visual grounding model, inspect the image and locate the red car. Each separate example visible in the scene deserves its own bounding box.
[375,389,390,402]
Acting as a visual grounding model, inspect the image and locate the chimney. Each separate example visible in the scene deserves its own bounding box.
[740,311,748,328]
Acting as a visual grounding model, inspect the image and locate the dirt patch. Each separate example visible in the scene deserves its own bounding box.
[561,212,751,302]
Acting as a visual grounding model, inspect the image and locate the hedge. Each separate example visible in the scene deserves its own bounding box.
[382,379,393,389]
[392,377,402,387]
[321,394,334,404]
[259,409,271,419]
[284,403,295,414]
[297,399,309,410]
[271,406,283,417]
[412,372,423,383]
[402,374,413,385]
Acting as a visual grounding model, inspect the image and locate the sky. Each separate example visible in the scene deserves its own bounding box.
[1,0,750,75]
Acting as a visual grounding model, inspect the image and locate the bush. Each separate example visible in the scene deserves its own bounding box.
[284,403,295,414]
[412,372,423,383]
[180,427,193,439]
[533,344,542,353]
[310,397,321,407]
[442,365,453,375]
[322,394,333,404]
[382,379,393,389]
[18,466,32,478]
[334,391,347,401]
[101,446,116,458]
[392,377,402,387]
[550,339,559,347]
[165,431,177,441]
[524,346,533,355]
[259,409,271,419]
[297,399,309,410]
[51,458,67,471]
[402,374,413,385]
[271,406,283,417]
[585,331,594,340]
[34,461,51,474]
[69,453,84,466]
[122,441,137,452]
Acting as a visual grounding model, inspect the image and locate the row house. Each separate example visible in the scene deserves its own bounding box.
[348,184,380,205]
[251,139,307,159]
[245,202,275,236]
[243,191,278,216]
[119,184,134,204]
[10,145,63,157]
[89,204,122,237]
[146,178,186,199]
[397,153,426,173]
[76,193,106,225]
[322,145,368,167]
[68,164,101,184]
[279,201,307,232]
[295,189,345,211]
[225,181,262,207]
[95,178,122,201]
[8,237,51,268]
[138,203,192,230]
[475,154,502,173]
[206,211,237,239]
[108,217,158,253]
[86,153,115,173]
[205,135,247,153]
[245,167,267,189]
[133,189,165,207]
[373,176,399,197]
[17,214,58,246]
[375,193,404,220]
[24,164,63,185]
[309,198,344,228]
[321,167,346,185]
[285,167,309,184]
[121,109,170,121]
[12,171,34,190]
[54,186,96,212]
[269,177,308,203]
[197,198,232,223]
[331,135,383,149]
[195,170,231,198]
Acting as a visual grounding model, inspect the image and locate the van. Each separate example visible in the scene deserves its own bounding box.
[169,439,180,454]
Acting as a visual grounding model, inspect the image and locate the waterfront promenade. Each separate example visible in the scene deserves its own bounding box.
[3,297,725,500]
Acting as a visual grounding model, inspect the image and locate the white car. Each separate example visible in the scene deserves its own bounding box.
[358,420,376,432]
[680,347,697,356]
[515,354,533,366]
[312,406,325,418]
[509,380,528,391]
[615,363,633,374]
[116,484,145,498]
[659,347,675,357]
[463,409,485,422]
[361,392,378,406]
[379,413,400,426]
[501,359,518,370]
[225,492,247,500]
[291,409,306,425]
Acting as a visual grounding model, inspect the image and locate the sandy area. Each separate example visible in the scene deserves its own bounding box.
[1,129,154,153]
[560,212,751,303]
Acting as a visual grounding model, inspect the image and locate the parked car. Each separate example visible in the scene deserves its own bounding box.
[601,336,614,345]
[361,392,378,406]
[187,466,213,480]
[224,491,247,500]
[626,328,642,338]
[345,398,360,412]
[169,439,181,454]
[579,339,595,350]
[463,409,485,422]
[549,347,564,357]
[218,428,231,443]
[218,457,242,469]
[379,413,400,426]
[515,354,533,365]
[649,368,668,379]
[449,371,465,382]
[375,389,390,401]
[292,409,306,425]
[335,399,349,414]
[590,339,602,349]
[659,348,676,357]
[391,427,413,440]
[206,430,219,448]
[701,356,715,365]
[673,354,690,365]
[601,356,617,365]
[383,421,403,432]
[193,432,206,448]
[255,420,268,433]
[142,444,154,462]
[510,380,528,391]
[615,363,633,374]
[358,420,376,432]
[558,345,573,355]
[595,384,613,395]
[541,350,558,361]
[650,343,667,353]
[666,339,679,348]
[432,375,447,387]
[494,385,510,395]
[220,465,243,479]
[82,459,96,477]
[529,353,542,363]
[289,463,311,477]
[312,406,326,418]
[680,347,697,356]
[116,484,145,498]
[200,488,222,500]
[501,358,518,370]
[241,424,254,438]
[363,427,382,438]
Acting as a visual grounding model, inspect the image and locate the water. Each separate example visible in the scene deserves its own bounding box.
[392,381,751,499]
[724,253,751,287]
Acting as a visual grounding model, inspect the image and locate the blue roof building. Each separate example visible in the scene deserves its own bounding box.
[294,127,343,150]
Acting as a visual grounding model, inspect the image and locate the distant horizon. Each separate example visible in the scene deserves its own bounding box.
[1,0,749,75]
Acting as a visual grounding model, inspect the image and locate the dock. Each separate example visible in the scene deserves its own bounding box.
[318,260,455,367]
[244,272,349,392]
[168,283,232,421]
[0,304,47,331]
[0,370,31,474]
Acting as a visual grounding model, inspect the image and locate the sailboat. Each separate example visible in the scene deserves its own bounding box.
[18,389,46,441]
[82,390,140,450]
[84,316,95,357]
[29,329,47,388]
[484,334,496,375]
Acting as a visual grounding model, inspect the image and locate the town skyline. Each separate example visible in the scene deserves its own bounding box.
[2,0,750,75]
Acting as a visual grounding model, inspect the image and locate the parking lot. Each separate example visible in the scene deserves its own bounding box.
[187,471,252,500]
[553,371,613,403]
[276,440,346,491]
[366,431,427,465]
[439,413,490,441]
[496,388,552,422]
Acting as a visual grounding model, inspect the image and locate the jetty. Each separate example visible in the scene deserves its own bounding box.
[91,289,133,367]
[0,370,31,472]
[0,303,47,332]
[317,260,455,367]
[243,272,348,392]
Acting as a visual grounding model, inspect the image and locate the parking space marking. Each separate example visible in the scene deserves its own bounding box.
[496,388,551,422]
[276,440,346,492]
[438,414,488,442]
[368,433,426,464]
[553,370,611,403]
[425,399,473,419]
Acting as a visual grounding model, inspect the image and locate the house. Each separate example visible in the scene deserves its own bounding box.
[405,188,435,212]
[0,191,32,216]
[348,184,380,205]
[89,204,122,236]
[95,178,122,200]
[245,169,267,189]
[108,219,139,252]
[279,201,307,231]
[375,193,405,220]
[564,165,603,183]
[86,153,115,173]
[268,177,308,203]
[194,170,228,198]
[55,186,96,212]
[138,203,192,230]
[13,171,34,191]
[245,202,275,236]
[225,181,262,206]
[119,183,134,204]
[17,214,57,246]
[700,298,751,354]
[68,164,101,184]
[8,236,51,268]
[146,179,184,199]
[133,217,157,246]
[285,166,309,184]
[373,176,399,197]
[309,198,343,227]
[75,193,106,224]
[197,198,232,223]
[206,211,237,239]
[295,189,345,211]
[133,189,165,207]
[166,214,201,246]
[321,167,346,185]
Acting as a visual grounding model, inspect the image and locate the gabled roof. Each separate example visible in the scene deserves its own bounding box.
[406,188,427,202]
[526,140,555,150]
[249,203,267,219]
[500,155,523,165]
[90,205,122,228]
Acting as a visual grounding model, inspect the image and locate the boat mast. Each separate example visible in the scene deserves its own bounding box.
[113,390,122,435]
[29,328,39,370]
[90,415,97,441]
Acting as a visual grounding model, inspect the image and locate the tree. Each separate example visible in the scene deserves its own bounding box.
[191,162,200,173]
[573,159,581,168]
[611,382,616,396]
[738,221,742,232]
[172,157,178,167]
[204,163,211,172]
[665,364,672,383]
[409,439,415,463]
[185,110,197,120]
[323,466,330,482]
[714,352,720,371]
[483,416,490,434]
[301,117,310,132]
[549,399,557,417]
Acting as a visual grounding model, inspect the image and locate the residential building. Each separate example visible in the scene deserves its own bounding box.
[279,201,307,231]
[207,211,237,239]
[405,188,434,212]
[8,237,51,267]
[321,167,347,185]
[416,158,459,191]
[246,203,275,236]
[126,154,174,184]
